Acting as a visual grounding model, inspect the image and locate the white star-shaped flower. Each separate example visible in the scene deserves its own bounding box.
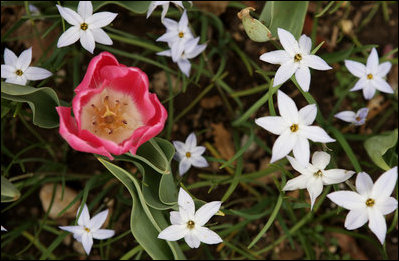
[157,37,207,76]
[1,226,6,232]
[59,204,115,255]
[146,1,187,20]
[283,151,355,210]
[56,1,118,54]
[334,107,369,126]
[158,188,223,248]
[173,132,209,175]
[327,167,398,244]
[255,90,335,165]
[260,28,332,92]
[156,10,194,62]
[345,48,393,100]
[1,47,52,85]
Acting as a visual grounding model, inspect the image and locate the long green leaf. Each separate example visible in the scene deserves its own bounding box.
[364,129,398,170]
[1,175,21,203]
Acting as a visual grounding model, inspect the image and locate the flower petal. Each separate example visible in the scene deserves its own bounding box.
[91,28,113,45]
[146,2,158,18]
[179,157,191,176]
[277,90,299,124]
[194,201,221,227]
[368,207,387,245]
[57,26,80,48]
[344,209,369,230]
[5,75,27,85]
[345,60,366,78]
[184,231,201,248]
[190,156,209,168]
[334,111,356,123]
[4,48,18,66]
[81,233,93,255]
[178,188,195,221]
[355,172,374,196]
[298,34,312,54]
[77,204,91,226]
[300,125,335,143]
[170,211,183,225]
[306,177,324,210]
[259,50,291,65]
[92,229,115,240]
[322,169,355,185]
[24,67,52,81]
[298,104,317,126]
[158,225,187,241]
[173,141,186,154]
[185,132,197,149]
[78,1,93,20]
[327,191,365,210]
[88,209,108,231]
[255,116,289,135]
[371,78,393,94]
[283,173,310,191]
[80,30,96,53]
[59,225,84,235]
[16,47,32,71]
[350,78,367,91]
[362,83,376,100]
[56,5,82,26]
[286,155,312,176]
[179,10,189,30]
[177,58,191,77]
[1,64,17,79]
[191,146,206,156]
[195,226,223,245]
[277,28,299,56]
[302,55,331,70]
[270,130,297,163]
[377,61,392,77]
[371,167,398,199]
[376,197,398,215]
[292,137,310,166]
[311,151,330,170]
[366,48,379,74]
[86,12,118,29]
[295,66,311,91]
[273,61,298,87]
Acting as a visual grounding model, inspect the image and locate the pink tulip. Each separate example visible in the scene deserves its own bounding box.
[56,52,167,159]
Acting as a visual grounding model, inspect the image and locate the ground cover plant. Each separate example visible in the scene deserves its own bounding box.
[1,1,398,260]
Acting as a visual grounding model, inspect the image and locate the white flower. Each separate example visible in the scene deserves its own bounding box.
[283,151,355,210]
[1,47,52,85]
[56,1,118,54]
[157,37,207,76]
[146,1,186,20]
[1,226,6,232]
[327,167,398,244]
[259,28,332,92]
[345,48,393,100]
[255,90,335,165]
[334,107,369,126]
[156,10,194,62]
[173,132,209,175]
[158,188,223,248]
[59,204,115,255]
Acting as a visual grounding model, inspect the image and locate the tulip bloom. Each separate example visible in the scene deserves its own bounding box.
[56,52,167,159]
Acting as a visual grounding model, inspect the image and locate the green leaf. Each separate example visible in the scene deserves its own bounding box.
[92,1,151,14]
[259,1,309,39]
[364,129,398,170]
[98,158,185,260]
[1,82,60,128]
[1,175,21,203]
[320,45,353,64]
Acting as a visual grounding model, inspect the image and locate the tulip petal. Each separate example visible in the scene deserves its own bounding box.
[194,201,221,227]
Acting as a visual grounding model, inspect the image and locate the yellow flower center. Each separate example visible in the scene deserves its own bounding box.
[15,69,23,76]
[355,116,361,122]
[294,53,302,62]
[81,88,143,144]
[187,220,195,229]
[178,31,184,38]
[84,227,91,232]
[313,170,323,177]
[365,198,375,207]
[186,152,191,158]
[367,73,373,80]
[290,124,299,132]
[80,23,88,31]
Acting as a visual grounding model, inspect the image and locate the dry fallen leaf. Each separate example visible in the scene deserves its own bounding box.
[200,95,222,109]
[211,123,235,161]
[330,232,368,260]
[193,1,229,16]
[40,183,80,219]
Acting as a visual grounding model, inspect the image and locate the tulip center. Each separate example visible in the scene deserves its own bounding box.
[15,69,23,76]
[80,23,88,31]
[187,220,195,230]
[290,124,299,132]
[186,152,191,158]
[313,170,323,177]
[81,88,143,144]
[84,227,91,233]
[294,53,302,62]
[367,73,373,80]
[178,31,184,38]
[365,198,375,207]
